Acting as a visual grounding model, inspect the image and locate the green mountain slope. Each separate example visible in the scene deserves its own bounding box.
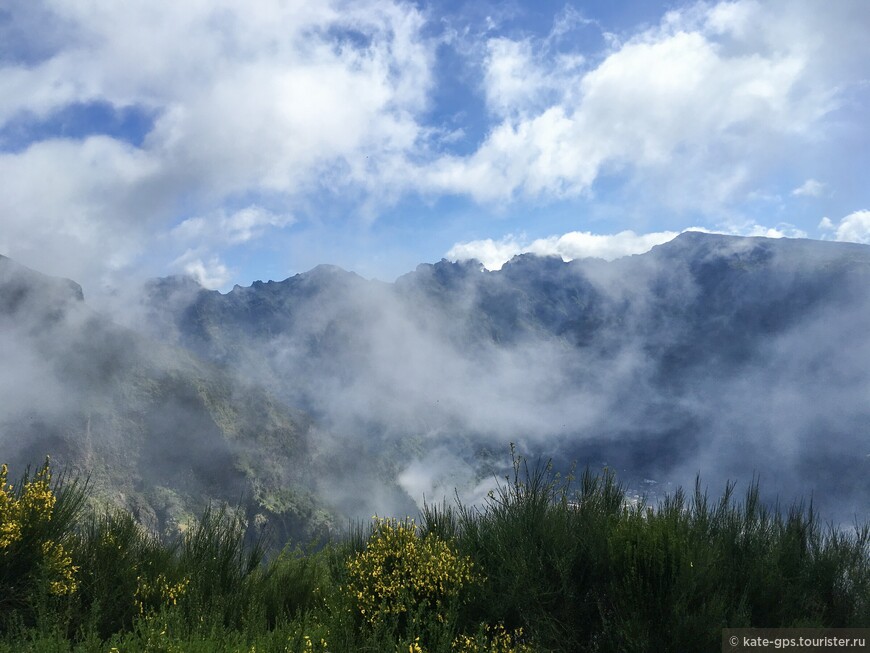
[0,254,335,546]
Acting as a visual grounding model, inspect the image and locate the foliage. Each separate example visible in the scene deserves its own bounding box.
[451,623,534,653]
[343,517,477,628]
[0,450,867,652]
[0,458,86,618]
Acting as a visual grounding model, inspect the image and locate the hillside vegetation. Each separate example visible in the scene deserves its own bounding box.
[4,234,870,547]
[1,450,867,653]
[0,254,338,549]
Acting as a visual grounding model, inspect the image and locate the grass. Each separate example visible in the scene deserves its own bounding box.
[0,448,867,652]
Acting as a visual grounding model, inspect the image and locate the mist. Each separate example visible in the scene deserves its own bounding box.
[1,232,867,533]
[0,254,335,543]
[121,233,869,525]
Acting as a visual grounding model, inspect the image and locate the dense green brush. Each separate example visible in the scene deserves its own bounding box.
[1,449,867,652]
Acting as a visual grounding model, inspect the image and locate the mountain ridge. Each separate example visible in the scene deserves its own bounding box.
[2,232,868,529]
[135,232,870,522]
[0,257,340,546]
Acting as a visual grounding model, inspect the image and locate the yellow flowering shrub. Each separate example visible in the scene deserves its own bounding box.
[41,539,79,595]
[452,624,535,653]
[0,463,22,549]
[394,625,534,653]
[0,458,79,596]
[299,633,329,652]
[343,517,478,627]
[134,572,191,615]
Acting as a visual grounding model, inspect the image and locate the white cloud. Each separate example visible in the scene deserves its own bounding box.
[482,35,585,120]
[446,235,525,271]
[0,136,160,285]
[0,0,435,290]
[171,206,295,246]
[172,249,232,290]
[705,0,760,38]
[447,229,683,270]
[447,222,811,270]
[822,210,870,244]
[0,0,867,290]
[732,222,808,239]
[483,37,543,117]
[424,0,867,208]
[792,178,826,197]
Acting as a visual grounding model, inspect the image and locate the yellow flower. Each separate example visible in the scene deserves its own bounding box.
[452,623,533,653]
[1,459,79,595]
[135,573,190,614]
[342,517,478,628]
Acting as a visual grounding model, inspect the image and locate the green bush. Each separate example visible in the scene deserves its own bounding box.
[0,450,867,652]
[0,458,86,625]
[69,508,173,638]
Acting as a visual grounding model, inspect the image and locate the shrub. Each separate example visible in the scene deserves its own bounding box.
[342,517,478,643]
[452,623,534,653]
[0,458,85,625]
[69,508,173,638]
[0,449,867,652]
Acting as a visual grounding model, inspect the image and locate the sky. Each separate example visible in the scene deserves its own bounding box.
[1,0,869,294]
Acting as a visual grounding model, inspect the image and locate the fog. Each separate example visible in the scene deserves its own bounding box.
[2,234,868,533]
[123,234,870,524]
[0,254,331,542]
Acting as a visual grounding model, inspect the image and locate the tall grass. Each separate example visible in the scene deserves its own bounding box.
[1,449,867,652]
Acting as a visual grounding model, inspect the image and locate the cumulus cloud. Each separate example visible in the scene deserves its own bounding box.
[483,38,546,117]
[0,136,161,286]
[0,0,867,292]
[482,35,585,120]
[732,222,808,239]
[171,206,295,246]
[0,0,435,291]
[422,0,868,207]
[820,210,870,244]
[447,230,682,270]
[172,249,232,289]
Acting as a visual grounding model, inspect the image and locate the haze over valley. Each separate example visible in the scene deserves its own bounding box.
[1,0,869,542]
[2,231,868,543]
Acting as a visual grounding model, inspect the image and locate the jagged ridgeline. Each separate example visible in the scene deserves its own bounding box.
[139,233,870,524]
[0,255,336,545]
[2,232,870,543]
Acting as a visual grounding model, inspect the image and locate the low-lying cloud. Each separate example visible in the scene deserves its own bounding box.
[445,223,815,271]
[128,233,870,524]
[446,230,682,270]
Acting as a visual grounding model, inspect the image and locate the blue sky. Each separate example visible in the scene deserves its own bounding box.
[0,0,868,293]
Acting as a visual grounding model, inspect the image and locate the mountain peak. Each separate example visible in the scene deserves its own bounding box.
[0,254,85,308]
[651,230,870,264]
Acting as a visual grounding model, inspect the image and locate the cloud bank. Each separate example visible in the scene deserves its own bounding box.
[446,222,816,270]
[421,0,870,209]
[446,230,682,270]
[0,0,435,287]
[0,0,867,291]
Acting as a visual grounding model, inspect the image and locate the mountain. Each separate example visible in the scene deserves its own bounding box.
[139,232,870,522]
[3,233,868,530]
[0,255,338,545]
